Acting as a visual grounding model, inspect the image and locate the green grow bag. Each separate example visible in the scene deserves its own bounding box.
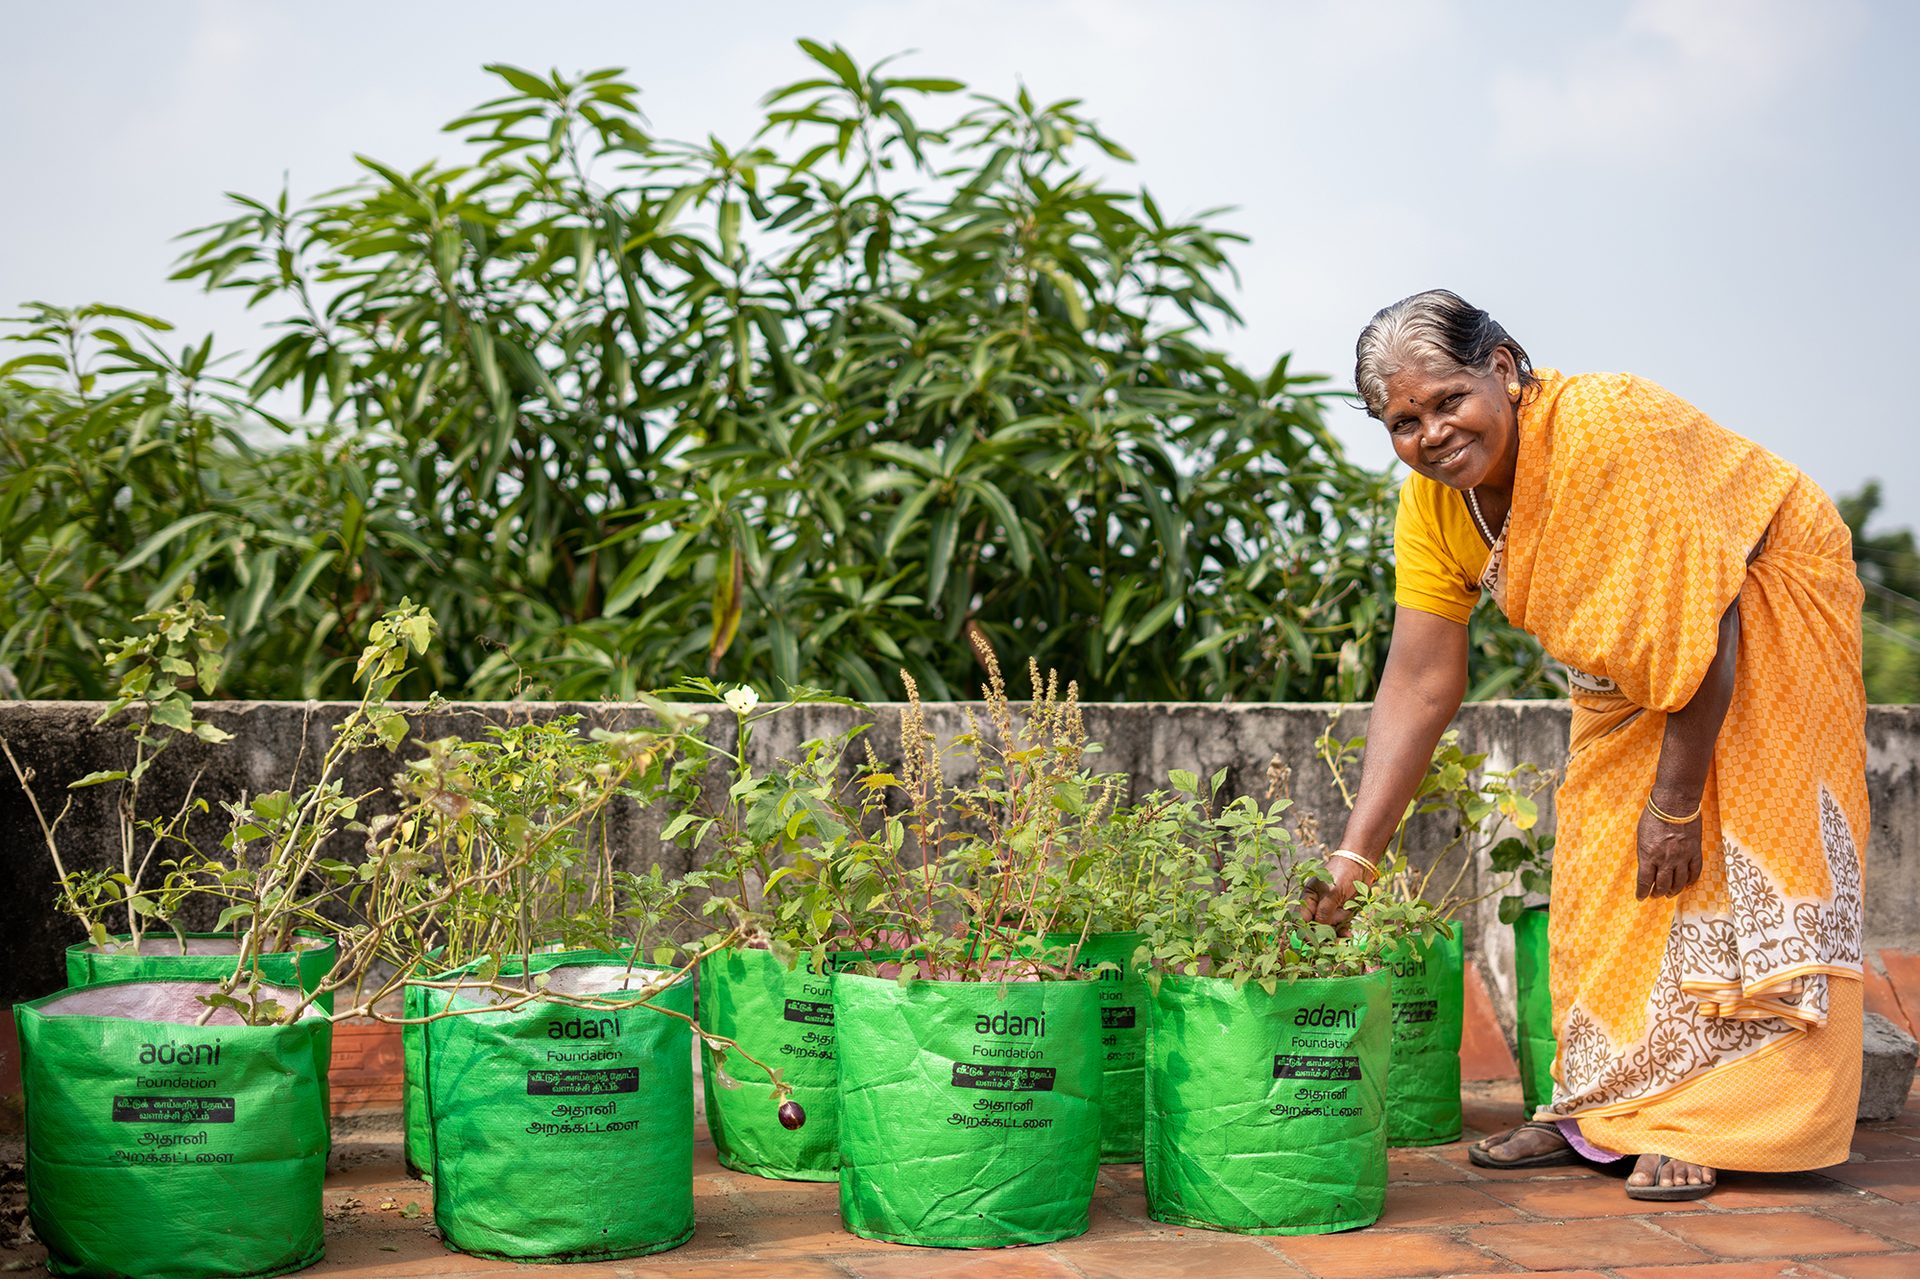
[1146,969,1390,1236]
[834,972,1103,1248]
[401,981,432,1179]
[1045,931,1147,1162]
[16,978,332,1279]
[67,932,339,1014]
[400,947,455,1180]
[698,946,847,1181]
[1383,929,1465,1146]
[421,953,694,1262]
[1513,906,1557,1116]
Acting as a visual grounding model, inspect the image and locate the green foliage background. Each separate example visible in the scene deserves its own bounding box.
[1840,482,1920,703]
[8,45,1898,705]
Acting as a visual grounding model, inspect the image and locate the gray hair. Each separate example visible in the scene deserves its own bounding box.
[1353,289,1535,419]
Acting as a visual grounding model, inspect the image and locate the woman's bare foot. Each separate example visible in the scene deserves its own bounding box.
[1468,1121,1578,1168]
[1624,1152,1717,1200]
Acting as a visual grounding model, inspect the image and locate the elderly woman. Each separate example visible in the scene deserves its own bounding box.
[1308,290,1867,1200]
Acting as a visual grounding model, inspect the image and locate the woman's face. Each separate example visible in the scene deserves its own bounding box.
[1380,347,1518,492]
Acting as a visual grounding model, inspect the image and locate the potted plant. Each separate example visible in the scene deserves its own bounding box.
[7,600,441,1279]
[14,976,332,1279]
[1135,764,1436,1236]
[378,709,789,1262]
[406,879,784,1262]
[376,706,691,1179]
[1314,727,1554,1146]
[829,639,1108,1248]
[666,680,892,1182]
[1030,766,1180,1163]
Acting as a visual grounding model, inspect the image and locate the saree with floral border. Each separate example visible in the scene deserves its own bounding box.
[1494,370,1867,1171]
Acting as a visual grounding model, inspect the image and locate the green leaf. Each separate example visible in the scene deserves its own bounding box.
[149,698,194,734]
[113,512,222,575]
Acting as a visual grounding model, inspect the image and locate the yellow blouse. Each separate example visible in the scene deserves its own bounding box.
[1392,471,1492,625]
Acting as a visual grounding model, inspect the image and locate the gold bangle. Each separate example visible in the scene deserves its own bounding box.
[1329,849,1379,878]
[1645,795,1702,825]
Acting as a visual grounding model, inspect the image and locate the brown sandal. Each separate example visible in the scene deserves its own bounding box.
[1468,1120,1579,1169]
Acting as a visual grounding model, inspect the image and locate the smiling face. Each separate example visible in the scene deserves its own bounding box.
[1381,346,1520,493]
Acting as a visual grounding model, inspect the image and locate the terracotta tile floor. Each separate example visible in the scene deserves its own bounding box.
[3,1079,1917,1278]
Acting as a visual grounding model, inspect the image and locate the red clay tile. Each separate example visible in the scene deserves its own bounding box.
[1814,1255,1920,1279]
[719,1178,840,1215]
[1819,1159,1920,1203]
[1270,1231,1510,1278]
[1656,1209,1897,1259]
[1851,1128,1920,1160]
[1707,1171,1878,1209]
[1373,1182,1521,1227]
[1444,1274,1610,1279]
[1462,1089,1530,1140]
[1462,962,1520,1080]
[1477,1177,1711,1218]
[0,1008,21,1100]
[1388,1148,1474,1183]
[848,1252,1084,1279]
[1823,1200,1920,1247]
[1614,1265,1848,1279]
[1468,1217,1711,1269]
[1062,1236,1305,1278]
[728,1212,899,1254]
[1877,949,1920,1033]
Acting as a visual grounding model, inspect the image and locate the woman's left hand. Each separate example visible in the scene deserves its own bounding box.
[1636,803,1703,900]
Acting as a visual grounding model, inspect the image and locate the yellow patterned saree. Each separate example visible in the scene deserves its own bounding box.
[1500,371,1867,1171]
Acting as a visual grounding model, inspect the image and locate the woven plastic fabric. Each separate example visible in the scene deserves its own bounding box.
[420,952,694,1262]
[698,947,848,1181]
[1383,930,1465,1145]
[833,972,1103,1247]
[16,978,331,1279]
[1045,931,1147,1161]
[1513,906,1558,1115]
[1145,970,1390,1235]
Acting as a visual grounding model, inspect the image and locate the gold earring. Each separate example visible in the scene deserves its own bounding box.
[1507,381,1521,400]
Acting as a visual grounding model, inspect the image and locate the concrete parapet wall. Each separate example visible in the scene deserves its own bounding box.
[3,700,1916,1051]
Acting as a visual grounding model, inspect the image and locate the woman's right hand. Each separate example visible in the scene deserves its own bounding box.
[1301,859,1370,935]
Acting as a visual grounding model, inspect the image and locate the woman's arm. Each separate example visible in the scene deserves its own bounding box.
[1637,596,1740,899]
[1306,607,1469,927]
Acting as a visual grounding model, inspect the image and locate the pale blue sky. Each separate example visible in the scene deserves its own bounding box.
[4,0,1916,525]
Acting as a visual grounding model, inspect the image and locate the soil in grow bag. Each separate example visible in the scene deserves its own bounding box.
[1044,931,1147,1162]
[1513,905,1558,1115]
[833,971,1104,1248]
[698,946,858,1181]
[1146,969,1390,1236]
[15,978,332,1279]
[420,954,695,1262]
[1382,929,1465,1145]
[67,932,339,1014]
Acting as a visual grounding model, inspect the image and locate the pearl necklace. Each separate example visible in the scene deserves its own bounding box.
[1466,487,1509,547]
